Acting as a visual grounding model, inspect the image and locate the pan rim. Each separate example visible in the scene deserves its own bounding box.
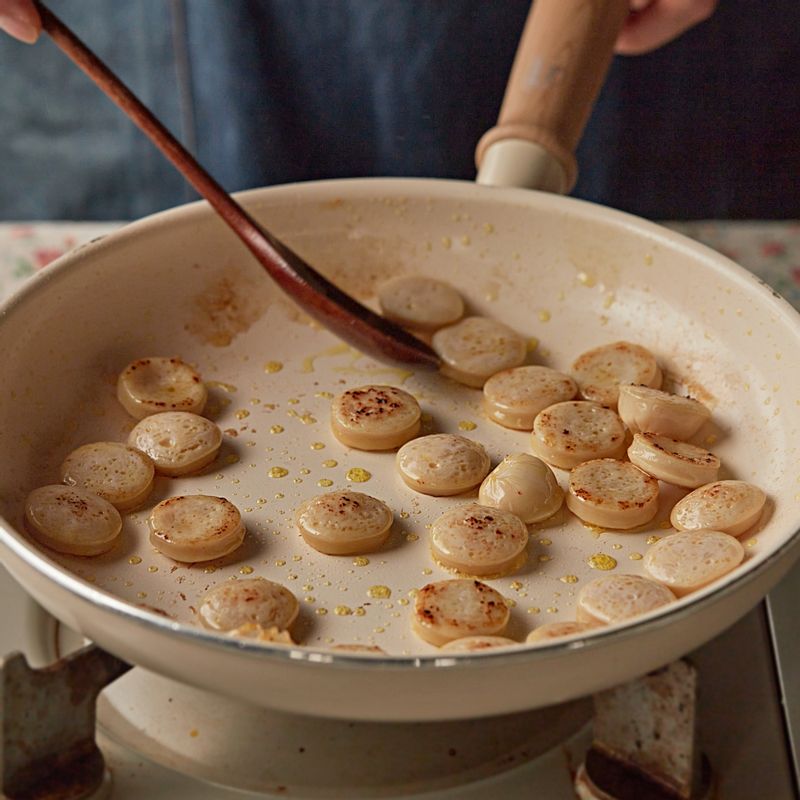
[1,176,799,671]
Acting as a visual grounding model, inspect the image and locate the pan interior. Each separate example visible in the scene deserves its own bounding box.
[0,179,797,659]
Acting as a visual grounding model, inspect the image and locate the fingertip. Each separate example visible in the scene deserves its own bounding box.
[0,14,40,43]
[1,0,42,44]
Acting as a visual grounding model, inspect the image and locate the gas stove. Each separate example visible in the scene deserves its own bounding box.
[2,221,800,798]
[1,561,798,799]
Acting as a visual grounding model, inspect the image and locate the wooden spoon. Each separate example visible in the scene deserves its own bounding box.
[35,2,439,369]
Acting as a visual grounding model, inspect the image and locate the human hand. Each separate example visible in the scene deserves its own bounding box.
[0,0,40,43]
[616,0,718,55]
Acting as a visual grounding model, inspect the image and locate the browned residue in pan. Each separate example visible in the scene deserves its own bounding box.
[184,267,268,347]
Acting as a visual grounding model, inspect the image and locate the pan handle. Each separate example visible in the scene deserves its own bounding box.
[476,0,630,194]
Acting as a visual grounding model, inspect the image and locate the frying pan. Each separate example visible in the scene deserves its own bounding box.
[1,0,799,722]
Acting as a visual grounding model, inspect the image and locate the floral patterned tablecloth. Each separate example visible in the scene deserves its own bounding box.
[2,220,800,309]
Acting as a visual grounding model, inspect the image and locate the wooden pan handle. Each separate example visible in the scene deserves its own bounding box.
[476,0,630,193]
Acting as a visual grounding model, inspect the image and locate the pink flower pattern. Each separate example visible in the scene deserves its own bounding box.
[33,248,65,269]
[1,220,800,309]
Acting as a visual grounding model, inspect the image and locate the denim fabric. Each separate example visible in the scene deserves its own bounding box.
[0,0,798,220]
[0,0,189,219]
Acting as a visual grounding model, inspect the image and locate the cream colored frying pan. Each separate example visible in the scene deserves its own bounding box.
[0,0,799,721]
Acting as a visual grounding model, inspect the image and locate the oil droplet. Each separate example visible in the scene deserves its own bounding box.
[538,310,551,322]
[257,497,267,505]
[538,554,552,563]
[588,553,617,570]
[300,414,317,425]
[203,566,217,574]
[747,538,758,548]
[292,555,302,562]
[270,425,284,434]
[305,596,316,603]
[400,510,410,519]
[374,627,385,634]
[318,478,334,488]
[147,565,158,573]
[483,222,495,234]
[264,361,283,373]
[509,581,523,591]
[334,605,353,616]
[322,459,338,468]
[136,591,148,599]
[527,606,541,615]
[460,235,471,246]
[546,606,558,614]
[603,292,616,309]
[527,337,539,353]
[274,492,284,499]
[441,236,452,249]
[505,598,517,608]
[189,729,199,738]
[646,535,661,545]
[235,409,250,420]
[405,533,419,542]
[560,575,579,584]
[582,522,605,535]
[128,556,142,565]
[239,565,254,575]
[288,398,300,405]
[225,454,240,465]
[368,585,391,599]
[269,467,289,478]
[353,556,370,567]
[354,607,366,617]
[346,467,371,483]
[629,552,643,561]
[299,468,311,475]
[538,538,552,546]
[316,608,329,616]
[659,519,672,530]
[300,343,351,374]
[458,420,477,431]
[311,442,325,450]
[422,568,433,576]
[577,271,597,287]
[303,584,314,591]
[398,598,409,606]
[315,391,334,399]
[611,544,623,551]
[275,559,286,567]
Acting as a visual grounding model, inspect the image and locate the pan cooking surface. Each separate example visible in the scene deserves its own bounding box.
[1,182,798,659]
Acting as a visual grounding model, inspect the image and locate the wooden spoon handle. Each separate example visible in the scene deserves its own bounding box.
[35,2,439,368]
[476,0,630,193]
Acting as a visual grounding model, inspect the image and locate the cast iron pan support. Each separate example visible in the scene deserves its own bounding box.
[0,644,130,800]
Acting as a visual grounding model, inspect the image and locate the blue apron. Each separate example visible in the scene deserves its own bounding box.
[0,0,798,220]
